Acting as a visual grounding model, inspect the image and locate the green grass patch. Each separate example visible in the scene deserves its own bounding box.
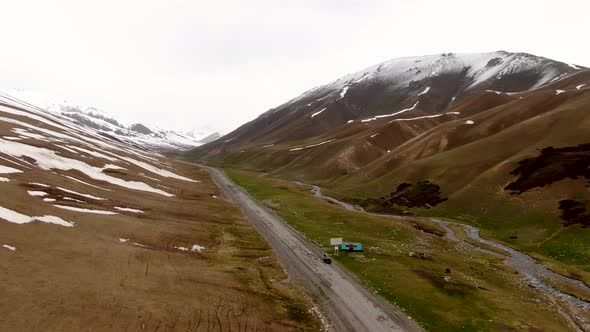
[225,169,570,331]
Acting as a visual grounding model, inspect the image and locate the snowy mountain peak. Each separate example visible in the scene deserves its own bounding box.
[208,51,585,149]
[0,89,218,151]
[281,51,582,109]
[360,51,573,86]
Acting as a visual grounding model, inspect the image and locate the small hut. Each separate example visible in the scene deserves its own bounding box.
[341,242,363,252]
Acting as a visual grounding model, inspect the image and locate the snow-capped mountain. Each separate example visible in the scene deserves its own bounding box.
[195,132,222,144]
[194,51,583,150]
[186,52,590,296]
[0,89,219,151]
[184,126,223,142]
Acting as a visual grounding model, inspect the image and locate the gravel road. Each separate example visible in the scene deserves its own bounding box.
[204,166,422,332]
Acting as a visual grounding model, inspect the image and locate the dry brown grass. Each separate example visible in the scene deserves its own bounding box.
[0,113,321,331]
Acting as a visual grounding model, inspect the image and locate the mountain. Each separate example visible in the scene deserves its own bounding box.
[192,51,581,151]
[0,89,209,152]
[197,131,222,144]
[0,94,321,330]
[187,51,590,281]
[185,126,222,141]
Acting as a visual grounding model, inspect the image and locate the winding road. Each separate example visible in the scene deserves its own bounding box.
[203,166,422,332]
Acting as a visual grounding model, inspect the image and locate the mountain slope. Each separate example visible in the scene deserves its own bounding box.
[191,51,582,154]
[186,51,590,283]
[0,95,321,330]
[0,90,213,152]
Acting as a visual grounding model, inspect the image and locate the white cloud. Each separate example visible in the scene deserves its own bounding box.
[0,0,587,134]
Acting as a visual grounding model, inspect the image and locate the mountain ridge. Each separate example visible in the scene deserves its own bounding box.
[193,51,584,152]
[185,51,590,287]
[0,89,220,152]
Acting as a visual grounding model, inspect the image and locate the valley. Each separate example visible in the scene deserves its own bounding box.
[203,166,421,332]
[223,168,588,331]
[2,50,589,332]
[2,0,588,330]
[188,51,590,331]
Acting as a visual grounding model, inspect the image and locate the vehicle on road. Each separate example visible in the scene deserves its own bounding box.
[323,254,332,264]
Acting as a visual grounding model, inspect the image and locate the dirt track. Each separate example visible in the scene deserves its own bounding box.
[204,166,422,332]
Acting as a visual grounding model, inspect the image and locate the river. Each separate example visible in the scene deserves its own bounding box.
[308,184,590,330]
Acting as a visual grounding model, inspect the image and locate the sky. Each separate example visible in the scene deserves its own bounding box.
[1,0,588,135]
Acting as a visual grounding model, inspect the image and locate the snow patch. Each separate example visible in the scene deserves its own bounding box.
[347,120,353,124]
[11,128,47,140]
[0,155,32,169]
[576,84,586,90]
[417,86,430,96]
[66,145,118,162]
[0,104,162,161]
[61,146,82,155]
[63,197,85,203]
[29,182,50,187]
[555,90,565,95]
[57,187,106,200]
[102,164,126,171]
[311,108,326,118]
[114,206,144,213]
[118,238,129,243]
[0,165,22,174]
[0,139,173,196]
[569,64,580,70]
[176,245,205,252]
[370,133,379,138]
[43,198,56,202]
[118,156,198,183]
[27,191,48,197]
[465,120,475,125]
[2,244,16,251]
[54,205,117,215]
[262,144,274,148]
[388,112,460,123]
[63,175,112,191]
[191,244,205,252]
[0,206,74,227]
[362,101,419,122]
[0,177,9,182]
[289,139,335,152]
[338,86,349,99]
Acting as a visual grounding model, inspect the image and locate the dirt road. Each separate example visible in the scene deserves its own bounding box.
[204,166,422,332]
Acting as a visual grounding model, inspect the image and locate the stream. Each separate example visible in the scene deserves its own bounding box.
[308,184,590,328]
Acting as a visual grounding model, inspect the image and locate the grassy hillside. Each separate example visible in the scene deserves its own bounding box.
[192,89,590,285]
[0,99,322,331]
[332,92,590,281]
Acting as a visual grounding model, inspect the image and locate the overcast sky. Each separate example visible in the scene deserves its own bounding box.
[1,0,588,134]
